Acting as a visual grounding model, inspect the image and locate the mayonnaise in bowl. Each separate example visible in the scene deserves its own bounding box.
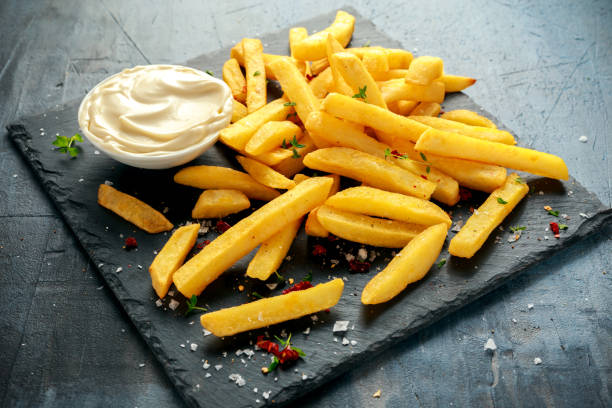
[78,65,233,169]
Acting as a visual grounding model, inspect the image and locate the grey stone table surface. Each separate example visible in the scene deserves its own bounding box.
[1,0,610,407]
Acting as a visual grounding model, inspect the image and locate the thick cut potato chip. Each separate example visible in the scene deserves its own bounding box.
[317,205,425,248]
[325,186,451,226]
[305,206,329,237]
[173,177,333,297]
[440,109,497,128]
[269,57,320,124]
[271,134,317,178]
[292,10,355,61]
[379,78,445,104]
[410,116,515,145]
[97,184,173,233]
[289,27,308,58]
[361,48,389,73]
[440,74,476,93]
[415,128,569,180]
[361,223,448,304]
[200,279,344,337]
[385,49,413,69]
[191,189,250,219]
[149,224,200,299]
[236,156,296,190]
[310,57,330,75]
[326,34,355,96]
[304,147,436,200]
[309,66,334,98]
[410,102,441,117]
[387,100,418,116]
[449,174,529,258]
[245,121,302,156]
[230,41,306,80]
[174,165,280,201]
[248,147,294,166]
[231,99,247,123]
[404,56,444,85]
[330,52,387,108]
[246,217,302,281]
[223,58,246,103]
[243,38,266,113]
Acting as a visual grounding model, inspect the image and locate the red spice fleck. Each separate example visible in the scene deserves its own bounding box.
[469,206,475,214]
[242,85,247,94]
[196,240,211,249]
[459,187,472,201]
[256,336,280,355]
[420,175,428,180]
[124,237,138,249]
[278,348,299,364]
[282,281,313,294]
[349,259,371,273]
[216,220,231,233]
[312,244,327,256]
[550,222,560,238]
[306,73,314,81]
[327,234,338,242]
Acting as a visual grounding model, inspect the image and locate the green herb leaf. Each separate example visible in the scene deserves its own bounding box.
[281,139,287,149]
[292,148,301,158]
[419,152,428,162]
[53,133,83,157]
[352,85,367,100]
[205,70,214,76]
[426,166,431,174]
[252,291,264,299]
[286,112,298,120]
[510,225,526,233]
[52,136,69,147]
[384,148,391,159]
[558,223,568,230]
[274,270,285,282]
[284,101,296,106]
[364,40,371,47]
[68,147,79,157]
[291,346,306,357]
[267,356,280,372]
[253,71,261,76]
[515,176,525,184]
[303,271,312,282]
[497,197,508,205]
[184,294,207,316]
[437,259,446,268]
[548,209,560,217]
[290,135,305,149]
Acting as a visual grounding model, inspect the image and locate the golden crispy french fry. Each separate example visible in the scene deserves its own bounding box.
[236,156,296,190]
[325,186,451,226]
[223,58,247,103]
[174,165,280,201]
[386,49,413,69]
[449,174,529,258]
[289,27,308,58]
[269,57,320,123]
[387,137,507,192]
[305,206,328,237]
[243,38,266,113]
[249,148,294,166]
[330,52,387,108]
[309,67,334,98]
[292,10,355,60]
[220,98,293,151]
[410,102,441,117]
[231,99,247,123]
[305,111,458,205]
[149,223,200,299]
[370,69,410,81]
[231,42,306,80]
[440,109,497,128]
[245,121,302,156]
[304,147,436,200]
[440,74,476,93]
[246,217,302,280]
[310,58,330,75]
[404,56,444,85]
[173,177,334,297]
[410,116,515,145]
[322,93,429,143]
[362,223,448,304]
[415,128,569,180]
[294,173,340,194]
[272,133,317,178]
[200,279,344,336]
[326,34,354,96]
[317,205,425,248]
[97,184,173,233]
[361,48,389,73]
[387,100,418,116]
[192,189,250,219]
[379,78,445,104]
[293,173,310,183]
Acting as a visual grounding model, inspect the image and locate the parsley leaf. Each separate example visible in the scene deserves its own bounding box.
[303,271,312,282]
[286,112,298,120]
[437,259,446,268]
[284,101,296,106]
[558,223,568,230]
[281,139,287,149]
[252,291,264,299]
[497,197,508,204]
[384,148,391,159]
[292,148,301,158]
[419,152,428,162]
[291,346,306,357]
[352,85,367,100]
[205,70,214,76]
[184,295,207,316]
[290,135,305,148]
[547,209,560,217]
[515,176,526,184]
[274,270,285,282]
[52,133,83,157]
[253,71,261,76]
[510,225,526,233]
[267,356,280,372]
[426,166,431,174]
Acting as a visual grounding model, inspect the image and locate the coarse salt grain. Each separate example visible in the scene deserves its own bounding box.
[155,299,163,307]
[263,391,271,400]
[215,364,223,371]
[228,373,246,387]
[203,361,210,369]
[303,327,310,335]
[534,357,542,365]
[302,373,308,380]
[578,135,588,143]
[115,267,123,273]
[168,299,180,310]
[333,320,350,333]
[205,373,211,378]
[527,303,534,310]
[357,248,368,260]
[484,338,497,351]
[203,329,212,336]
[190,343,198,352]
[138,363,145,368]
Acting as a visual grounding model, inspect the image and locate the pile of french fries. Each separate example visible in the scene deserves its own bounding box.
[98,10,569,338]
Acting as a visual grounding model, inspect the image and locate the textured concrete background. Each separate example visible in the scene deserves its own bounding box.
[1,0,610,407]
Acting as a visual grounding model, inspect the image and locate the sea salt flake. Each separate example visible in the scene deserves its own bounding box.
[578,135,588,143]
[342,337,350,346]
[94,150,100,155]
[357,248,368,260]
[203,361,210,369]
[451,220,464,233]
[155,299,163,307]
[138,363,145,368]
[484,338,497,351]
[190,343,198,352]
[527,303,534,310]
[302,373,308,380]
[168,299,180,310]
[215,364,223,371]
[534,357,542,365]
[203,329,212,336]
[115,267,123,273]
[228,373,246,387]
[205,373,211,378]
[262,391,271,400]
[333,320,350,333]
[104,180,114,186]
[350,340,357,346]
[303,327,310,335]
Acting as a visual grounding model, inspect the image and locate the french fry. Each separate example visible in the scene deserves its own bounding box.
[325,186,451,226]
[97,184,173,233]
[404,56,444,85]
[293,173,310,184]
[269,57,320,124]
[440,74,476,93]
[410,102,441,117]
[303,147,436,200]
[361,48,389,73]
[272,133,317,178]
[440,109,497,128]
[200,279,344,337]
[245,121,303,156]
[415,128,569,180]
[305,111,458,205]
[322,93,429,143]
[370,69,409,81]
[236,156,297,190]
[231,99,247,123]
[386,49,413,69]
[222,58,247,103]
[246,217,302,280]
[361,223,448,304]
[326,34,354,96]
[149,224,200,299]
[311,58,330,75]
[317,205,426,248]
[219,98,293,151]
[449,174,529,258]
[174,165,280,201]
[309,66,334,98]
[292,10,355,61]
[379,78,445,104]
[410,116,515,145]
[289,27,308,58]
[173,177,333,297]
[191,189,250,219]
[243,38,266,113]
[305,206,329,237]
[387,100,418,116]
[330,52,387,108]
[249,148,294,166]
[230,41,306,80]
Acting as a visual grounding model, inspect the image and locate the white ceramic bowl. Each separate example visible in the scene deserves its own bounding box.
[77,65,233,169]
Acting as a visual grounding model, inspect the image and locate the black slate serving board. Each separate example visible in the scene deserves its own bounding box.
[6,9,612,408]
